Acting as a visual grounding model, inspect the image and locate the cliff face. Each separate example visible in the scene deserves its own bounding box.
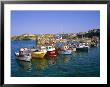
[11,29,100,42]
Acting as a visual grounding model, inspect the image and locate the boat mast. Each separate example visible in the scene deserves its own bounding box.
[36,36,38,48]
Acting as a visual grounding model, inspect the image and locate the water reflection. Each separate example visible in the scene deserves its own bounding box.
[16,55,73,72]
[48,57,57,65]
[32,58,48,70]
[58,55,72,64]
[63,55,72,63]
[16,50,94,76]
[16,60,32,71]
[74,51,89,58]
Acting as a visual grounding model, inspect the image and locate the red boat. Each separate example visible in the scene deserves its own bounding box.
[45,46,57,57]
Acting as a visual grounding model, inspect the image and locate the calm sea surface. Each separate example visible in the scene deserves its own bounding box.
[11,40,100,77]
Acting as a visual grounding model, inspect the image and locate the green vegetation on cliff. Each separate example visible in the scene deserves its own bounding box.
[11,29,100,41]
[11,34,38,41]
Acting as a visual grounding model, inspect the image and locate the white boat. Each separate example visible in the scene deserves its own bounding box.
[15,48,32,62]
[15,52,31,61]
[77,45,89,48]
[58,45,72,55]
[76,44,89,51]
[30,46,47,58]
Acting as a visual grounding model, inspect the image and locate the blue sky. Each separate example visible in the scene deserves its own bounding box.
[11,11,100,36]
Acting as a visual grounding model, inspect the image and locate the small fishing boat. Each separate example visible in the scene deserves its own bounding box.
[15,48,31,62]
[45,46,57,57]
[31,46,47,58]
[76,43,89,52]
[31,49,46,58]
[58,45,72,55]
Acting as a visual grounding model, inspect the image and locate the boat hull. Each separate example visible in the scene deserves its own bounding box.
[31,52,46,58]
[15,52,31,62]
[76,47,88,51]
[46,50,57,57]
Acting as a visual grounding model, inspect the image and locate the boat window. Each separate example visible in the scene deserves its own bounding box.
[49,47,52,49]
[35,49,39,52]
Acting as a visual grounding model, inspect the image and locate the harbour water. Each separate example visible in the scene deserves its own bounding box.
[11,40,100,77]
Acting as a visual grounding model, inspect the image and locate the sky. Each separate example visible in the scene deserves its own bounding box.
[11,11,100,36]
